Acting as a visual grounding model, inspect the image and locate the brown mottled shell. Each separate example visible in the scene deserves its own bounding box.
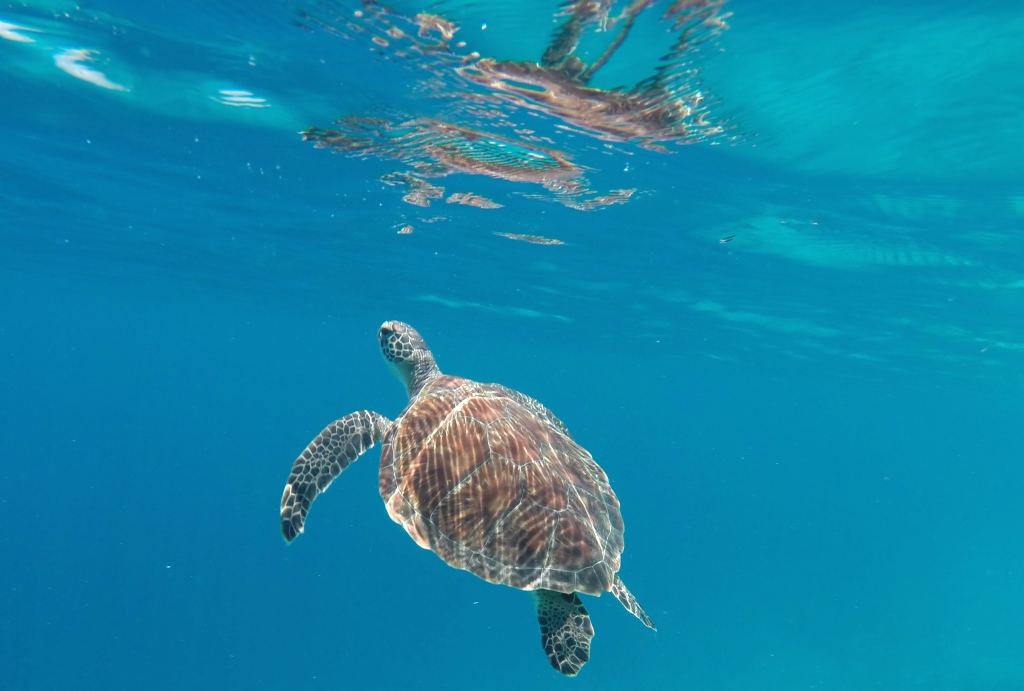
[379,375,624,595]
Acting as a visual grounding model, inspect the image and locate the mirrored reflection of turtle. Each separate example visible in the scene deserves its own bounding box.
[280,321,655,676]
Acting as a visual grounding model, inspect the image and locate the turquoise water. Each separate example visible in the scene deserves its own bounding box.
[2,1,1023,689]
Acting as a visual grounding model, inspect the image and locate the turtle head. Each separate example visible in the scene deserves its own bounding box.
[378,321,442,398]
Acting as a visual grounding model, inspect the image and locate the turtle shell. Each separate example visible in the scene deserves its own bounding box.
[379,375,625,595]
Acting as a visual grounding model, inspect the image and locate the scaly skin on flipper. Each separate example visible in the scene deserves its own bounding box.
[533,589,594,676]
[280,410,391,542]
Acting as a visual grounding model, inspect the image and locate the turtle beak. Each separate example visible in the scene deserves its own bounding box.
[379,321,397,341]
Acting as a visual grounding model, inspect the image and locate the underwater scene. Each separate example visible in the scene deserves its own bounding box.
[2,0,1023,689]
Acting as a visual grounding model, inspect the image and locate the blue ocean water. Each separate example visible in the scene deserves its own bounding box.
[2,0,1023,689]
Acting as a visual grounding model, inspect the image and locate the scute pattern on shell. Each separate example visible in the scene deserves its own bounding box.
[379,375,624,595]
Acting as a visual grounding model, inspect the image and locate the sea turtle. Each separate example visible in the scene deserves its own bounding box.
[280,321,655,675]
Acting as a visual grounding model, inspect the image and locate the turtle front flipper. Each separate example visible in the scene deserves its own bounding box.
[611,575,656,630]
[532,590,594,676]
[280,410,391,542]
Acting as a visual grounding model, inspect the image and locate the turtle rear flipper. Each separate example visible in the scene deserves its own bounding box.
[280,410,391,542]
[532,590,594,677]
